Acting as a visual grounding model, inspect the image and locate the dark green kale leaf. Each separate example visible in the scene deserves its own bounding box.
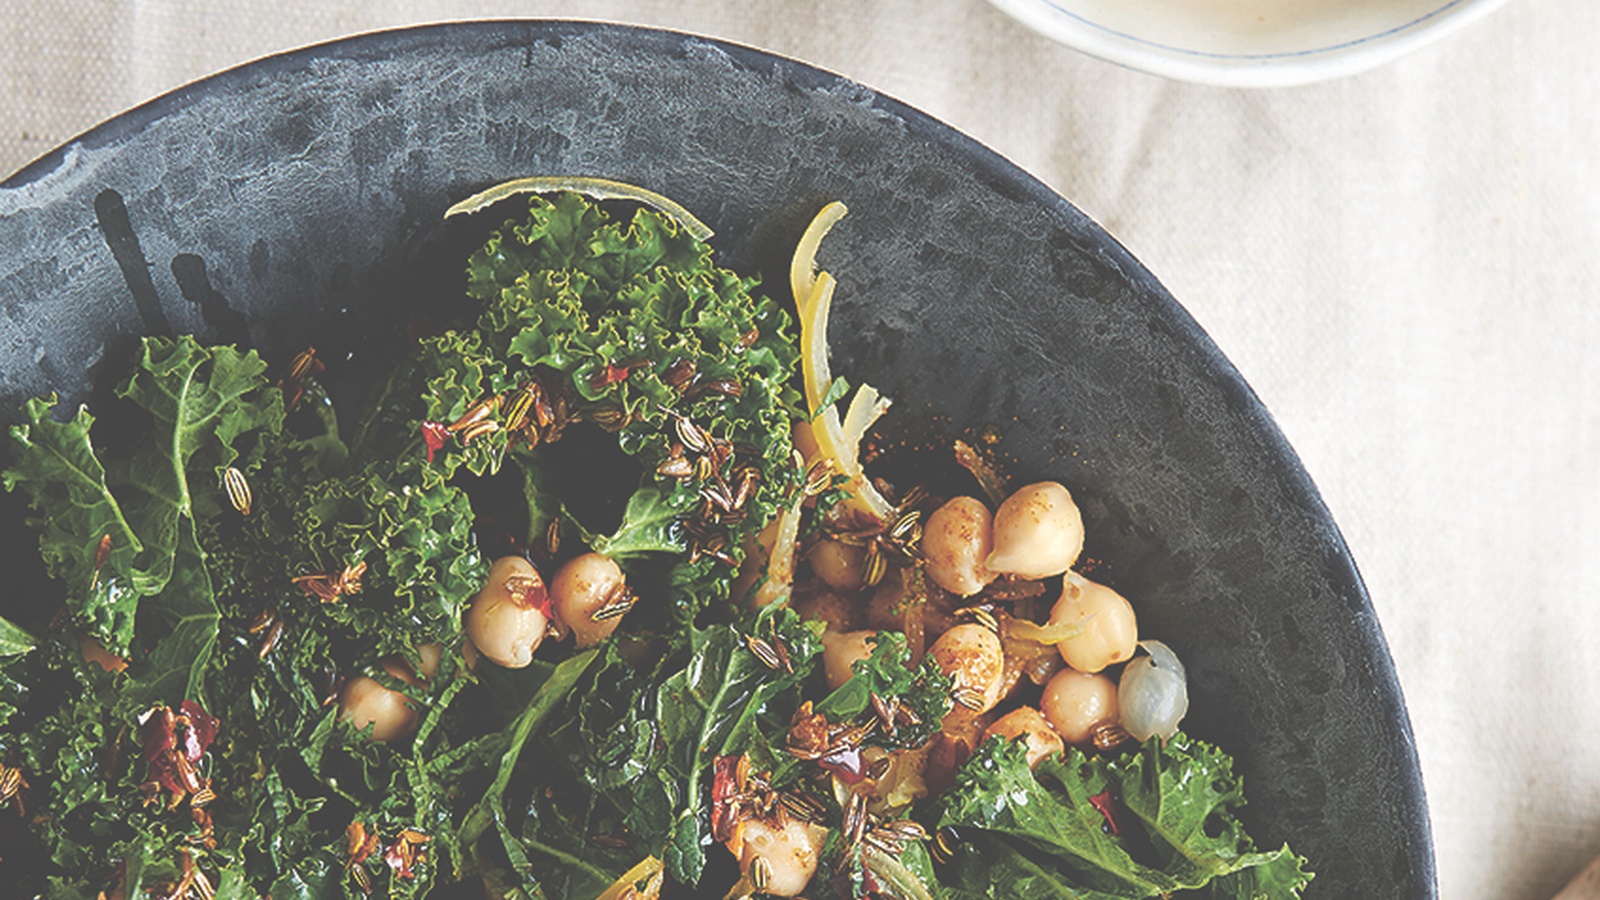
[560,605,820,887]
[3,336,282,655]
[936,734,1312,899]
[814,630,952,751]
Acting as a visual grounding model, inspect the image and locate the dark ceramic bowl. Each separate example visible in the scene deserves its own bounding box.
[0,20,1430,898]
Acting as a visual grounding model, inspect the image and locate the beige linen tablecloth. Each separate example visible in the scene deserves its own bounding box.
[3,1,1596,897]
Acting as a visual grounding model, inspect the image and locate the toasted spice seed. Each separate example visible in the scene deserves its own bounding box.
[248,609,277,634]
[675,416,711,454]
[862,543,888,588]
[447,396,500,434]
[591,591,636,622]
[589,833,633,850]
[545,519,562,556]
[190,787,216,808]
[503,385,536,431]
[590,404,629,431]
[257,619,285,659]
[870,693,896,728]
[779,790,824,823]
[458,419,501,443]
[865,755,893,780]
[286,346,320,384]
[844,791,869,847]
[952,685,987,711]
[890,510,921,543]
[750,855,773,891]
[222,467,252,516]
[803,459,835,496]
[693,455,716,483]
[954,606,1000,636]
[662,358,697,390]
[1091,721,1134,751]
[739,327,760,349]
[931,826,962,863]
[349,865,372,894]
[746,635,783,671]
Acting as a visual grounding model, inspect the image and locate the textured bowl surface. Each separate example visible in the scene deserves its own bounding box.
[0,20,1432,897]
[987,0,1509,86]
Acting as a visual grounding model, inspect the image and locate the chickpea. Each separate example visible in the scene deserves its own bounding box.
[736,818,828,897]
[380,643,441,686]
[338,675,418,742]
[550,553,629,648]
[928,623,1006,715]
[791,589,862,634]
[339,644,442,742]
[464,556,550,669]
[922,497,997,597]
[1040,667,1119,746]
[983,707,1065,768]
[807,539,867,592]
[984,481,1085,579]
[821,629,879,690]
[1049,572,1138,673]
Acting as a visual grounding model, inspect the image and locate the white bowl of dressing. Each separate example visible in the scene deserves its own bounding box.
[986,0,1511,87]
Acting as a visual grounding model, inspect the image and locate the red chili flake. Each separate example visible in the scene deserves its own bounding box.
[1088,790,1121,836]
[137,702,219,806]
[818,745,868,785]
[420,421,450,463]
[587,359,646,392]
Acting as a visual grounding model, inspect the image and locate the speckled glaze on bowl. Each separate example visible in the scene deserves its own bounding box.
[0,20,1432,897]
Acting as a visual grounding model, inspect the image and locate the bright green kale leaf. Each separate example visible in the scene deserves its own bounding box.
[936,735,1312,899]
[443,192,803,621]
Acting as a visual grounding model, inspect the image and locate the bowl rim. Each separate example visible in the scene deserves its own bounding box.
[0,18,1436,895]
[984,0,1511,87]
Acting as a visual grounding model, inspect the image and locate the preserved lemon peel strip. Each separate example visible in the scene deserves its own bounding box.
[594,855,664,900]
[791,200,848,312]
[841,382,890,450]
[798,271,896,524]
[754,488,806,608]
[444,175,714,241]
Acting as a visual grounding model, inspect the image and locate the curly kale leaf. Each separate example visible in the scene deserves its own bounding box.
[560,605,820,886]
[936,734,1312,899]
[445,193,802,621]
[815,630,952,752]
[3,336,282,654]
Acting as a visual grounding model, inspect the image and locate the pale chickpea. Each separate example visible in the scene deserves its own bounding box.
[340,643,443,742]
[984,481,1085,579]
[821,629,879,690]
[736,818,828,896]
[928,623,1006,715]
[806,539,866,592]
[983,707,1065,768]
[464,556,550,669]
[549,553,629,648]
[1040,667,1119,746]
[381,643,442,688]
[922,497,997,597]
[338,675,418,742]
[1049,572,1138,673]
